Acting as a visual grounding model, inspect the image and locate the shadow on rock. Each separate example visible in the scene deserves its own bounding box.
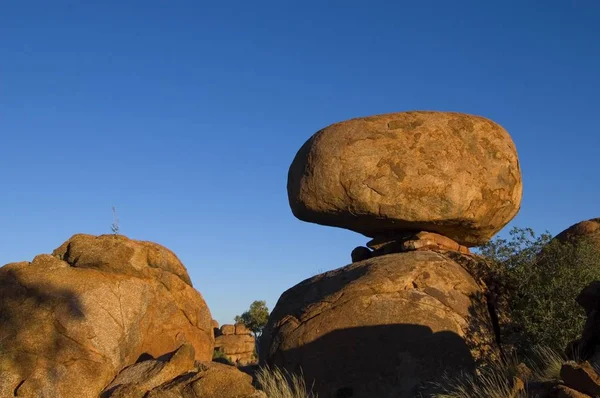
[0,266,86,396]
[271,324,475,398]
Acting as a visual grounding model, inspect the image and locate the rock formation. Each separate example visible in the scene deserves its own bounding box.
[102,343,264,398]
[288,111,522,247]
[262,111,522,397]
[0,234,214,398]
[260,251,499,397]
[555,218,600,249]
[215,323,257,365]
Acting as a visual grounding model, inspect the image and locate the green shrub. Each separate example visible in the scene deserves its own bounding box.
[256,366,317,398]
[478,227,600,354]
[235,300,269,338]
[212,349,234,365]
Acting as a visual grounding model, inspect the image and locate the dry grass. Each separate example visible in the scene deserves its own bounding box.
[433,346,564,398]
[433,367,526,398]
[527,345,564,381]
[255,366,317,398]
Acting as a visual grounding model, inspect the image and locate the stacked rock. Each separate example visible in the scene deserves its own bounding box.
[261,111,523,398]
[287,110,522,255]
[214,323,257,365]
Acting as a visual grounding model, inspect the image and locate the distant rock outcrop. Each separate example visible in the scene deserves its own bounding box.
[260,250,499,397]
[288,111,522,247]
[0,234,214,398]
[215,323,256,365]
[555,218,600,248]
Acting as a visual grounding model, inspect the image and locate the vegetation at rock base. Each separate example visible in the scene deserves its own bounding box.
[212,348,234,366]
[235,300,269,338]
[478,227,600,355]
[256,366,317,398]
[433,345,563,398]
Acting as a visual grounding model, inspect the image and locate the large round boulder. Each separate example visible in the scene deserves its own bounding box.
[0,234,214,398]
[288,111,522,247]
[259,250,499,398]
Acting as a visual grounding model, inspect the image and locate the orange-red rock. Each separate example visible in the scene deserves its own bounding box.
[215,324,256,365]
[0,234,214,398]
[288,111,522,246]
[235,323,252,335]
[221,324,235,336]
[260,250,499,397]
[103,344,263,398]
[53,233,192,285]
[555,218,600,248]
[561,361,600,397]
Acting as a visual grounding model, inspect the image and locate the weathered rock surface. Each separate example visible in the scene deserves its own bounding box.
[554,385,593,398]
[149,361,264,398]
[260,250,499,398]
[555,218,600,248]
[367,231,470,254]
[236,323,251,335]
[560,361,600,397]
[0,234,214,398]
[103,343,196,397]
[288,111,522,247]
[53,233,193,285]
[215,324,256,365]
[351,231,471,262]
[103,344,263,398]
[221,324,235,336]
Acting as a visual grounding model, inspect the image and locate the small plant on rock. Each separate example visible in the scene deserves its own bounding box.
[212,348,234,366]
[111,206,120,235]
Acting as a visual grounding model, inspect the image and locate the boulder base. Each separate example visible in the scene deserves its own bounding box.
[260,250,499,397]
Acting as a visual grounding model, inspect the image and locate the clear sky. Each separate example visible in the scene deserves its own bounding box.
[1,1,599,326]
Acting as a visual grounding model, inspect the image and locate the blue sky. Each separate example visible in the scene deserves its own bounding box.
[1,1,599,325]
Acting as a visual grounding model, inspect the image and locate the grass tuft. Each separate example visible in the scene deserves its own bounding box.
[526,345,564,381]
[256,366,317,398]
[432,346,567,398]
[433,371,526,398]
